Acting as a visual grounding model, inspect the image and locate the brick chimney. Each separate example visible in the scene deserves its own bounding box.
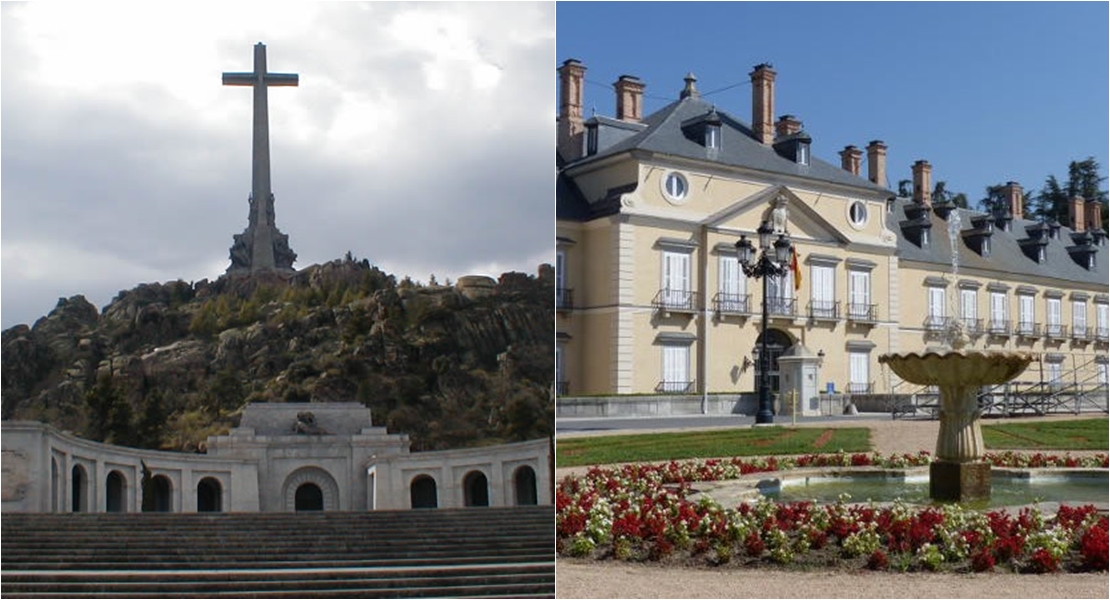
[614,75,644,123]
[750,63,776,145]
[866,140,887,187]
[912,160,932,206]
[1086,198,1104,231]
[557,59,587,160]
[839,145,863,176]
[1070,196,1086,232]
[775,115,802,138]
[1001,181,1023,219]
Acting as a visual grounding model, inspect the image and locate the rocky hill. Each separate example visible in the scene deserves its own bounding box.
[1,257,554,452]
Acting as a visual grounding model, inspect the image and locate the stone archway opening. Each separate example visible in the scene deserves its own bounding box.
[754,328,793,398]
[71,464,88,513]
[463,471,489,507]
[410,475,438,509]
[197,477,222,512]
[143,475,173,512]
[513,466,538,506]
[294,483,324,511]
[106,470,126,513]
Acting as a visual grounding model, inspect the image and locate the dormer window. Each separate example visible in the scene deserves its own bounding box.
[585,119,599,156]
[797,142,810,165]
[706,122,720,149]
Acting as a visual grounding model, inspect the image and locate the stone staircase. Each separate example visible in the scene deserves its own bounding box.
[1,506,554,598]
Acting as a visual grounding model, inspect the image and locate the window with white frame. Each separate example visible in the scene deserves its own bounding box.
[1045,358,1063,388]
[848,351,870,394]
[1047,297,1062,336]
[989,291,1007,333]
[1018,294,1035,334]
[1073,300,1087,336]
[1097,360,1108,386]
[927,286,946,329]
[810,264,835,318]
[766,270,794,315]
[717,254,746,313]
[960,288,977,330]
[661,250,691,309]
[1098,303,1108,339]
[848,269,871,319]
[660,344,691,393]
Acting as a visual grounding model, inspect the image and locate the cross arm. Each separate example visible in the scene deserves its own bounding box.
[265,73,299,86]
[223,72,255,86]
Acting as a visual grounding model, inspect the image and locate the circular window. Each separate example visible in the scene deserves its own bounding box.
[662,172,689,204]
[848,200,868,228]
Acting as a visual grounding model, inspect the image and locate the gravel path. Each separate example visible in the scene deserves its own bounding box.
[555,414,1109,598]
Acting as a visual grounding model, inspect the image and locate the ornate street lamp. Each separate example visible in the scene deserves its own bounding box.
[736,220,793,425]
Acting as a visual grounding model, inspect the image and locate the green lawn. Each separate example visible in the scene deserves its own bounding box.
[555,427,870,468]
[981,418,1109,451]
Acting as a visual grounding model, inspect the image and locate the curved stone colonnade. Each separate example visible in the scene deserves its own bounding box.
[2,403,551,514]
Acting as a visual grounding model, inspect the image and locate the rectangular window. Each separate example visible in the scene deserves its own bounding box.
[927,287,946,329]
[766,270,794,315]
[556,249,567,308]
[1098,303,1108,339]
[662,251,691,308]
[1098,362,1108,386]
[1019,295,1035,331]
[1073,300,1087,333]
[961,289,977,322]
[989,292,1007,333]
[661,344,690,393]
[1046,360,1063,388]
[1047,297,1062,336]
[717,254,746,312]
[810,264,835,318]
[848,352,869,394]
[848,270,871,318]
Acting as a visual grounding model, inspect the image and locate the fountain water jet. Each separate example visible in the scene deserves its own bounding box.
[879,206,1033,502]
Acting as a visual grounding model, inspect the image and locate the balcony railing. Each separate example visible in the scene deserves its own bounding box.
[555,381,569,396]
[1072,325,1090,341]
[846,382,874,394]
[1015,321,1041,337]
[655,380,696,394]
[652,289,699,314]
[807,300,840,321]
[556,288,573,311]
[1045,323,1068,340]
[924,315,950,332]
[987,319,1011,336]
[846,303,878,323]
[765,297,796,318]
[960,317,983,336]
[713,292,751,315]
[1097,327,1109,342]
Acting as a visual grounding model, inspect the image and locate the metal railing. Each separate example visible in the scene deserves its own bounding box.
[652,289,699,313]
[987,319,1011,336]
[556,288,573,311]
[923,315,950,331]
[1015,321,1041,337]
[960,317,983,336]
[1072,325,1091,341]
[1098,327,1109,342]
[655,380,696,394]
[847,303,878,322]
[846,382,874,394]
[713,292,751,315]
[766,297,796,317]
[1045,323,1068,339]
[807,300,840,321]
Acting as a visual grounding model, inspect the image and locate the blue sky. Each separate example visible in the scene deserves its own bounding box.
[556,2,1108,204]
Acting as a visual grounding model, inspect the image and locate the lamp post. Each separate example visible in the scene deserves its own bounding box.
[736,220,793,425]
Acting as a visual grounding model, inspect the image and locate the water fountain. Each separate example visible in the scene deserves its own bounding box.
[879,208,1033,502]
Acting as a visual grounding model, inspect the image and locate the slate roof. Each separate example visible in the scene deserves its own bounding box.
[887,197,1108,287]
[564,95,891,195]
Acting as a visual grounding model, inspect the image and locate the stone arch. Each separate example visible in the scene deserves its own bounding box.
[410,475,438,509]
[513,465,538,506]
[282,467,339,512]
[462,470,489,507]
[143,475,173,512]
[754,328,793,395]
[106,470,127,513]
[295,483,324,511]
[197,477,222,512]
[71,464,88,512]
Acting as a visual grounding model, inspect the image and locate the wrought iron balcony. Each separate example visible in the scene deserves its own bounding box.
[765,297,796,318]
[807,300,840,321]
[845,382,874,394]
[960,317,983,336]
[923,315,950,332]
[652,289,699,314]
[1015,321,1041,337]
[713,292,751,316]
[1045,323,1068,340]
[1097,327,1109,342]
[555,381,569,396]
[987,319,1011,336]
[556,288,573,311]
[1072,325,1091,341]
[655,380,696,394]
[846,303,878,323]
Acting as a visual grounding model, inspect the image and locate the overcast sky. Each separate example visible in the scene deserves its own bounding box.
[1,2,554,329]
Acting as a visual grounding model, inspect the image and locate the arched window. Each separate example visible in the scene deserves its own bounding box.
[106,470,126,513]
[410,475,438,509]
[463,471,489,507]
[197,477,222,512]
[294,483,324,511]
[143,474,173,512]
[71,464,88,513]
[513,466,538,506]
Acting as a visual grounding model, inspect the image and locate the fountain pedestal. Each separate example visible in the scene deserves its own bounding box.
[879,351,1033,503]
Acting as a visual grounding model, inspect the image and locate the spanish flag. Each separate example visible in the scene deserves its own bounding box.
[790,247,802,291]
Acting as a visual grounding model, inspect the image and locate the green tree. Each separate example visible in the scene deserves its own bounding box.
[208,369,245,415]
[85,372,120,442]
[932,181,968,209]
[135,388,167,449]
[978,184,1009,215]
[1034,158,1108,225]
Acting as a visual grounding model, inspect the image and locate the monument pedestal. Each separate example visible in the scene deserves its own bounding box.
[929,461,991,502]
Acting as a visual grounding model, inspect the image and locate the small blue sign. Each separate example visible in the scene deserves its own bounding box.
[826,382,835,394]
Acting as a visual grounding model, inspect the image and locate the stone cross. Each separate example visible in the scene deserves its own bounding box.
[223,42,298,274]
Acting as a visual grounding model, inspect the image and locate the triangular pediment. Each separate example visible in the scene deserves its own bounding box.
[700,185,851,245]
